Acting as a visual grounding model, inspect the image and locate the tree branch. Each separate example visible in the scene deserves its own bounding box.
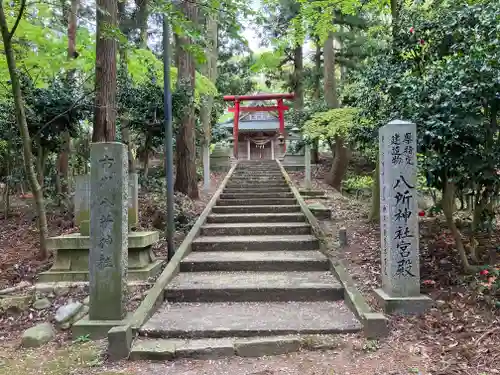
[8,0,26,42]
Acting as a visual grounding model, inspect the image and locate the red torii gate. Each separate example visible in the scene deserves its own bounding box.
[223,93,295,159]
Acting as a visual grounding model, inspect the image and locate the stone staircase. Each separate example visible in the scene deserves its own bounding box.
[130,160,362,360]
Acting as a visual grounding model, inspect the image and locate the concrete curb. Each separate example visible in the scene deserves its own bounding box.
[107,163,238,360]
[276,160,389,339]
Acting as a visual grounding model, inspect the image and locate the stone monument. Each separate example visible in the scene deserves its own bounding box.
[40,167,160,284]
[128,172,139,228]
[304,143,312,189]
[74,174,90,228]
[374,120,433,315]
[72,142,130,338]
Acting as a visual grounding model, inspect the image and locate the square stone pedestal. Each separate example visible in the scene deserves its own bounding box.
[72,313,133,340]
[39,232,162,282]
[307,202,331,220]
[374,288,434,315]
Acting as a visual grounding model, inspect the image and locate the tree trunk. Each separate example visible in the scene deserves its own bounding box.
[323,32,338,109]
[293,45,304,110]
[134,0,149,48]
[368,161,380,223]
[143,152,149,178]
[0,0,49,259]
[312,39,321,100]
[92,0,118,142]
[325,136,350,191]
[323,31,348,188]
[121,119,136,173]
[118,2,137,173]
[174,0,199,199]
[442,178,478,273]
[58,0,79,199]
[200,12,218,191]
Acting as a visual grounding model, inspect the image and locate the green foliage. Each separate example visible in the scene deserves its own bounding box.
[343,175,373,190]
[303,107,359,142]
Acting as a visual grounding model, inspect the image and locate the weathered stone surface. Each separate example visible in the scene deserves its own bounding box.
[180,250,329,272]
[130,160,364,359]
[74,174,90,228]
[206,212,306,224]
[55,301,83,323]
[212,205,301,214]
[128,172,139,228]
[379,120,420,298]
[108,325,134,361]
[54,286,70,297]
[21,323,56,348]
[192,234,318,252]
[201,222,311,236]
[377,120,433,315]
[0,294,33,312]
[140,301,362,338]
[234,336,301,357]
[33,298,51,310]
[89,142,128,321]
[72,305,89,323]
[217,198,296,206]
[308,202,331,219]
[83,296,90,305]
[166,271,343,302]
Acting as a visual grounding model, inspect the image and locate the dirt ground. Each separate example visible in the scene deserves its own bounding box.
[1,166,500,375]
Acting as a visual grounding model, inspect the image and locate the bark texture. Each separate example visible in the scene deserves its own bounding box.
[92,0,118,142]
[200,12,218,191]
[174,0,199,199]
[293,45,304,110]
[324,32,349,189]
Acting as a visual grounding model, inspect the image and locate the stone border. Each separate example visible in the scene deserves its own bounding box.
[276,160,389,339]
[107,163,238,360]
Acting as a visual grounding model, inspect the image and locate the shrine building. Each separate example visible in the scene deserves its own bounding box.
[219,93,295,161]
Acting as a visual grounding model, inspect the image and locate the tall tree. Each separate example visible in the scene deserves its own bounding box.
[92,0,118,142]
[173,0,199,198]
[58,0,79,199]
[0,0,49,259]
[201,11,219,191]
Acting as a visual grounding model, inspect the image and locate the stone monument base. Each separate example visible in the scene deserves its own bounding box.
[72,313,133,340]
[307,202,331,220]
[39,232,162,283]
[373,288,434,315]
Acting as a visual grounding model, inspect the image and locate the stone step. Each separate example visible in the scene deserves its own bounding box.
[165,271,342,303]
[228,179,286,184]
[191,235,319,251]
[200,222,311,236]
[231,174,285,181]
[206,212,305,223]
[232,171,283,175]
[223,187,291,193]
[139,301,362,339]
[180,250,329,272]
[130,334,344,360]
[299,189,325,197]
[225,184,289,189]
[220,192,294,199]
[217,198,296,206]
[211,205,301,214]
